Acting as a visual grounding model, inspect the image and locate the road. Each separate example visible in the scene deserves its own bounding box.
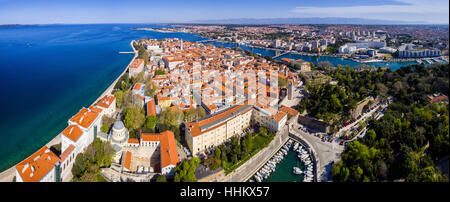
[279,83,304,108]
[336,101,389,137]
[291,123,344,182]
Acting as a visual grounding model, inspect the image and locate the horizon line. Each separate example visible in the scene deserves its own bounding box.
[2,22,449,26]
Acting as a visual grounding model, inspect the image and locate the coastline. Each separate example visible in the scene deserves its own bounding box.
[199,38,424,64]
[0,40,137,182]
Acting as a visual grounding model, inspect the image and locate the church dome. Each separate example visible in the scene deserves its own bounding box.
[113,121,125,130]
[111,121,128,145]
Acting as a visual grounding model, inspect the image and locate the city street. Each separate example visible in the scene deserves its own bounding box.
[279,83,304,108]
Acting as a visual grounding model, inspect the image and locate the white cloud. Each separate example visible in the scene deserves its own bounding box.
[291,0,449,24]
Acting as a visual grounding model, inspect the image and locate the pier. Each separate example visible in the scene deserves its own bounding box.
[119,51,135,54]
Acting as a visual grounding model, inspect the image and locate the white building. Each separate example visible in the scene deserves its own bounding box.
[162,56,183,71]
[60,107,102,181]
[252,106,287,132]
[15,146,60,182]
[339,41,386,53]
[96,95,116,117]
[128,58,145,78]
[185,104,287,156]
[146,44,163,55]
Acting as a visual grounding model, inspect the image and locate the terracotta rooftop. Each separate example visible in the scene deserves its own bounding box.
[60,144,75,162]
[61,125,83,142]
[279,105,299,117]
[69,107,100,129]
[185,104,253,137]
[124,151,132,170]
[129,59,144,69]
[146,99,156,116]
[88,106,103,114]
[97,95,115,109]
[140,131,179,168]
[127,138,139,144]
[15,146,60,182]
[272,111,287,122]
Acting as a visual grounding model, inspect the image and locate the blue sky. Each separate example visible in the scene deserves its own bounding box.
[0,0,448,24]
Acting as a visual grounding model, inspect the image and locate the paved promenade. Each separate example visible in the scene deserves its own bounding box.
[291,124,344,181]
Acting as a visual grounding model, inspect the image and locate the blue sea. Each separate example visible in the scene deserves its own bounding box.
[0,24,206,172]
[0,24,418,172]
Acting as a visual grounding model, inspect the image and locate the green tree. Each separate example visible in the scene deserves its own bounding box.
[114,90,124,109]
[159,108,184,142]
[185,107,206,122]
[72,154,86,179]
[278,77,288,88]
[100,115,115,133]
[134,72,145,84]
[174,157,200,182]
[145,116,158,132]
[145,79,157,98]
[156,175,167,182]
[123,104,146,131]
[155,69,166,75]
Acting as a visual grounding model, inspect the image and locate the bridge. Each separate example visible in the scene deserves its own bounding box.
[196,39,215,43]
[272,51,292,59]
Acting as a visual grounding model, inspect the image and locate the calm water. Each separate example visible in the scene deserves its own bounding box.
[203,41,419,70]
[262,148,305,182]
[0,24,419,172]
[0,24,205,172]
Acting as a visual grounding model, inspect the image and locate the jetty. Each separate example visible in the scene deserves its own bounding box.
[119,51,135,54]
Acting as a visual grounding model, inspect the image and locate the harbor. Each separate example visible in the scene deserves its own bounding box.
[249,138,315,182]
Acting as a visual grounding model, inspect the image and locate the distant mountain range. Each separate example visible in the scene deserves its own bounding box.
[190,17,427,25]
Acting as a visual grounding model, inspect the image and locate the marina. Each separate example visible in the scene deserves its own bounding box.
[249,139,315,182]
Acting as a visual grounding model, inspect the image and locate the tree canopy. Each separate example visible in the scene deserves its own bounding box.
[332,63,449,182]
[174,157,200,182]
[71,138,115,182]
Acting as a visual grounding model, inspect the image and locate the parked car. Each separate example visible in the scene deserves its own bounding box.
[339,142,344,146]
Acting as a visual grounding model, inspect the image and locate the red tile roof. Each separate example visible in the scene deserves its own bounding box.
[60,144,75,162]
[133,83,142,91]
[159,130,179,168]
[69,108,100,129]
[146,99,156,116]
[124,151,132,170]
[15,146,60,182]
[129,59,144,69]
[97,95,115,109]
[272,111,287,122]
[88,106,103,114]
[140,131,179,168]
[279,105,299,117]
[61,125,83,142]
[127,138,139,144]
[185,104,252,137]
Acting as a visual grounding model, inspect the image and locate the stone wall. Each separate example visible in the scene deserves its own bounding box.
[297,115,331,133]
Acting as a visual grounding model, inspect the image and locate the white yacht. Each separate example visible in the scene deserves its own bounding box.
[293,167,303,175]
